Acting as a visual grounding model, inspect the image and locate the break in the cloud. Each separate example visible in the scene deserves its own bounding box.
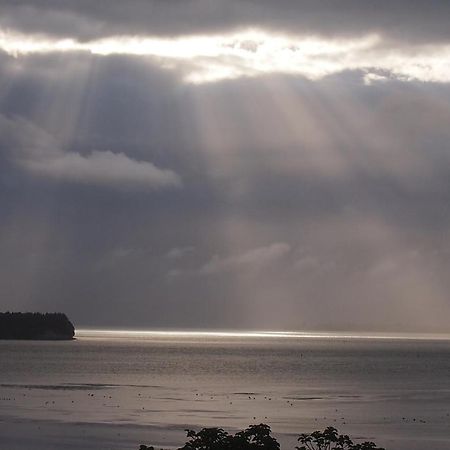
[1,29,450,83]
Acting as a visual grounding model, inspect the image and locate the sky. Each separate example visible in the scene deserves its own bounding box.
[0,1,450,332]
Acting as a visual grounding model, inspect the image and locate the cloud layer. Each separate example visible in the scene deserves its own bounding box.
[22,150,182,190]
[0,114,181,190]
[1,0,450,45]
[200,243,291,275]
[0,1,449,332]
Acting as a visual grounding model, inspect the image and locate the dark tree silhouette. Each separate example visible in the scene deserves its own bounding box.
[179,424,279,450]
[180,427,233,450]
[139,425,383,450]
[297,426,384,450]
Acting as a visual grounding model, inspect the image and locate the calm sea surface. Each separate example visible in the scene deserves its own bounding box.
[1,330,450,450]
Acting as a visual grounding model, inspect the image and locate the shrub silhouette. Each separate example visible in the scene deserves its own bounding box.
[180,427,233,450]
[233,424,280,450]
[139,425,383,450]
[297,426,384,450]
[179,424,279,450]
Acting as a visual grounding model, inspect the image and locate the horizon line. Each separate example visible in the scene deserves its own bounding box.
[75,328,450,341]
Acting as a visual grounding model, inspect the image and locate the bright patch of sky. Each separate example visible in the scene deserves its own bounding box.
[1,29,449,83]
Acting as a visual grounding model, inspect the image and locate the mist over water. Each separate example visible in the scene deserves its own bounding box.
[1,331,450,450]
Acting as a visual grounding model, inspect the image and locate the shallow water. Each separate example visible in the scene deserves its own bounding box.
[1,330,450,450]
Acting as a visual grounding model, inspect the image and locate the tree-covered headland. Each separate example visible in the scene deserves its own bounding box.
[0,312,75,340]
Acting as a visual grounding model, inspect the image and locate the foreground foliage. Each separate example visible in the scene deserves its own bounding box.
[139,425,384,450]
[297,426,384,450]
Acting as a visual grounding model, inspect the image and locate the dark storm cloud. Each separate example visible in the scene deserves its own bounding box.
[1,0,450,45]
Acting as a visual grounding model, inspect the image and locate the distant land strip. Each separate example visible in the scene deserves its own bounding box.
[0,312,75,340]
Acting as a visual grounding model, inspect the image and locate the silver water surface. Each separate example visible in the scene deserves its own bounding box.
[1,331,450,450]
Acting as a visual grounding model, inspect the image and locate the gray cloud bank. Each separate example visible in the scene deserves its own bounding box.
[199,243,290,275]
[23,150,182,190]
[0,114,181,190]
[1,0,450,45]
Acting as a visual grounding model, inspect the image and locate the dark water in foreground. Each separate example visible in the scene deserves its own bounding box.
[0,330,450,450]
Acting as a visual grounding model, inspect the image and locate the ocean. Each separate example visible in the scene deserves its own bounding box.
[0,330,449,450]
